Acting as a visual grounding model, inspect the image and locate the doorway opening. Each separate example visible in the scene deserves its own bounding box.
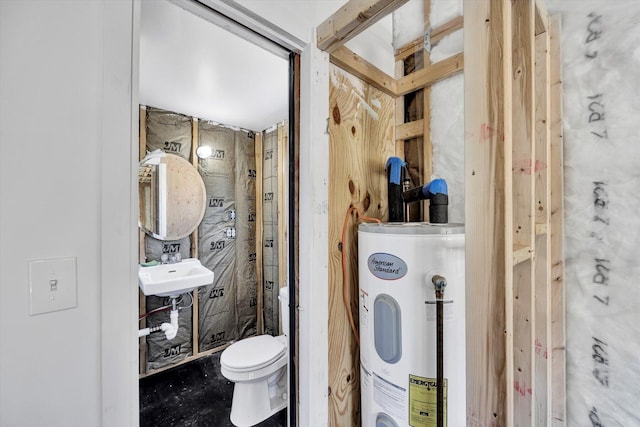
[137,1,300,425]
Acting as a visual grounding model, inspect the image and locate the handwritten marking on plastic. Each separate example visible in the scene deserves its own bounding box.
[589,406,604,427]
[585,13,603,59]
[592,336,609,387]
[587,94,608,140]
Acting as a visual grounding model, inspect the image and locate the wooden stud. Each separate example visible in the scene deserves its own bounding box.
[140,342,231,378]
[395,52,464,96]
[534,27,552,425]
[255,132,264,335]
[330,46,397,97]
[317,0,409,53]
[535,0,549,36]
[511,1,536,424]
[395,119,424,141]
[464,0,514,425]
[394,15,464,62]
[191,117,199,356]
[277,123,288,335]
[422,0,433,219]
[394,59,405,158]
[549,14,566,427]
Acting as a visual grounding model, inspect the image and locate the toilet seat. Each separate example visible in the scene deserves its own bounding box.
[221,335,286,372]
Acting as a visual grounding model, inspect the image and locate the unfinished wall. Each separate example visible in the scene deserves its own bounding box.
[143,107,194,369]
[547,1,640,425]
[140,107,262,370]
[328,64,395,426]
[262,127,281,335]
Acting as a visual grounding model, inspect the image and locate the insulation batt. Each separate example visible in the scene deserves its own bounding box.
[546,1,640,425]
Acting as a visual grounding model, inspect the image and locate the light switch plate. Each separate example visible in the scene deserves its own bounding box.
[29,257,77,316]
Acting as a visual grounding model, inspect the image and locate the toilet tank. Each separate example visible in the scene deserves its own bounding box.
[278,286,289,336]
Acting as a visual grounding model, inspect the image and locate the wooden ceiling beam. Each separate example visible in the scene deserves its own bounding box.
[329,46,397,96]
[317,0,409,53]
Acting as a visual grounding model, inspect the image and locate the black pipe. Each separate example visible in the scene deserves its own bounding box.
[402,178,449,224]
[386,157,406,222]
[432,275,447,427]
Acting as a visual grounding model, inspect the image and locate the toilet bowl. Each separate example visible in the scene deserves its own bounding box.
[220,287,289,427]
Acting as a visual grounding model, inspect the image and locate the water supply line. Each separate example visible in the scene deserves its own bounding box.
[138,296,180,340]
[403,178,449,224]
[385,157,407,222]
[432,274,447,427]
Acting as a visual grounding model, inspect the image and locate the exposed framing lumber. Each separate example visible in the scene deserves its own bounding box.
[191,118,200,355]
[317,0,409,53]
[395,119,424,141]
[140,342,231,378]
[421,0,432,220]
[511,2,536,424]
[464,0,514,425]
[395,52,464,96]
[549,14,566,427]
[394,15,464,62]
[330,46,397,96]
[255,132,264,335]
[277,123,288,334]
[394,59,405,157]
[534,27,552,425]
[535,0,549,36]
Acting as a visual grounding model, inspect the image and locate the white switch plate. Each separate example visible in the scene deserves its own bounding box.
[29,257,77,316]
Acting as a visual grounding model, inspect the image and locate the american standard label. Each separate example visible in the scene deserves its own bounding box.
[367,253,407,280]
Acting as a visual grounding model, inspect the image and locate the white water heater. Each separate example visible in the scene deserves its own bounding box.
[358,223,465,427]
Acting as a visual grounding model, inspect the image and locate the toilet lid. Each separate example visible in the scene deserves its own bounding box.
[221,335,286,371]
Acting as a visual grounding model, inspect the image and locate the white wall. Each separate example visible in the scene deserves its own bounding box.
[0,1,137,426]
[237,0,395,75]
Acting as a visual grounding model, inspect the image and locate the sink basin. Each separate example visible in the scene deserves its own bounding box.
[138,258,214,297]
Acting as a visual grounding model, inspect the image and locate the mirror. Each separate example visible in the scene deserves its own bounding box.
[139,151,206,240]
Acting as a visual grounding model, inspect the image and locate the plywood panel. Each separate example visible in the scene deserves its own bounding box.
[328,64,395,426]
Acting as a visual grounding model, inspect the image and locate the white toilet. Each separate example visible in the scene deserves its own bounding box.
[220,287,289,427]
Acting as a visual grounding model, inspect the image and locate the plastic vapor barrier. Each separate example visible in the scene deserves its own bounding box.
[198,121,238,351]
[143,107,193,368]
[261,127,280,336]
[234,130,258,339]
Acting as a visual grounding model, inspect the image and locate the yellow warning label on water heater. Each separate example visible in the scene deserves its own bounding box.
[408,374,447,427]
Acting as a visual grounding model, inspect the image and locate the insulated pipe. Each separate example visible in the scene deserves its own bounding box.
[402,178,449,224]
[432,274,447,427]
[386,157,406,222]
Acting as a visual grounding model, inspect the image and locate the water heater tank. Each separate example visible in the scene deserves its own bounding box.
[358,223,465,427]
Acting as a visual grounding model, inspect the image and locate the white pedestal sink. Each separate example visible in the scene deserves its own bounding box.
[138,258,214,297]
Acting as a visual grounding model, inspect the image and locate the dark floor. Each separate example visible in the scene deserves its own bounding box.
[140,352,287,427]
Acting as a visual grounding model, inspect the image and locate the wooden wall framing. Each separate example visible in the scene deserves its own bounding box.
[464,0,565,425]
[319,0,565,425]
